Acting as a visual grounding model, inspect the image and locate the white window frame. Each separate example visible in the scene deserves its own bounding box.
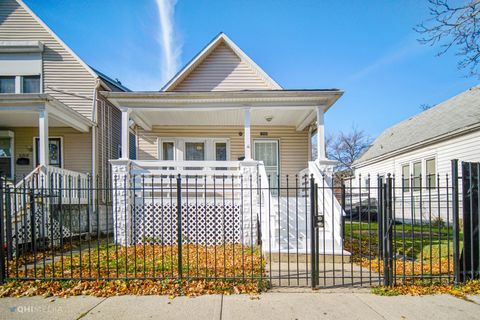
[0,75,42,94]
[157,137,230,161]
[159,140,177,161]
[32,136,64,169]
[399,155,437,192]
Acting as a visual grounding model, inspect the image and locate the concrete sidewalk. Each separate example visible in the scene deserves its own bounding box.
[1,289,479,320]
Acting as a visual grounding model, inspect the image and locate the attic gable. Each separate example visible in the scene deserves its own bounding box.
[163,33,281,92]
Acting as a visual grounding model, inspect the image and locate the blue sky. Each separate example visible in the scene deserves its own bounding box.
[25,0,478,138]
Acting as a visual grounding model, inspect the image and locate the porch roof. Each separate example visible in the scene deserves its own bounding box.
[101,89,343,131]
[0,94,93,132]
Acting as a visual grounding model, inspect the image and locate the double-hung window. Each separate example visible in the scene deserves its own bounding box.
[0,75,40,93]
[402,164,410,192]
[426,158,436,188]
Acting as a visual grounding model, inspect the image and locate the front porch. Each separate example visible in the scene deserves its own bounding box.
[104,90,346,256]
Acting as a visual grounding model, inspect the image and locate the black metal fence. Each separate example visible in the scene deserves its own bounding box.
[0,160,478,288]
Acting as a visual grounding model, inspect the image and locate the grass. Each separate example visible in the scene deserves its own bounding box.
[7,242,266,281]
[343,221,462,261]
[343,221,462,280]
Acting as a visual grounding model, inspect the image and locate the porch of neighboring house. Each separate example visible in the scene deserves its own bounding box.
[0,94,93,249]
[104,90,347,258]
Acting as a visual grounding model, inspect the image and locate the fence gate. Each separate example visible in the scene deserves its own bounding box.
[310,176,390,288]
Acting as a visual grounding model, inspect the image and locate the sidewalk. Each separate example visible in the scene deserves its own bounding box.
[1,289,479,320]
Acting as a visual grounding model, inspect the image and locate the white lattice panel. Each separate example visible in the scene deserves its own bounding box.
[133,202,243,245]
[13,205,72,246]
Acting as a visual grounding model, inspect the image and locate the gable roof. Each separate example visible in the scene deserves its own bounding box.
[162,32,282,91]
[15,0,98,79]
[354,85,480,166]
[15,0,128,93]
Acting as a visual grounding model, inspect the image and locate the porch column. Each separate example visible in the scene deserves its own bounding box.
[38,108,49,166]
[244,107,251,160]
[120,108,130,159]
[316,106,326,160]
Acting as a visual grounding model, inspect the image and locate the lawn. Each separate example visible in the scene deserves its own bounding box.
[7,242,266,281]
[343,221,461,280]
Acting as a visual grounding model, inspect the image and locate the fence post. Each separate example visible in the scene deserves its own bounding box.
[309,174,316,289]
[177,174,183,280]
[341,182,346,240]
[384,174,394,286]
[451,159,461,285]
[377,176,384,261]
[0,176,6,284]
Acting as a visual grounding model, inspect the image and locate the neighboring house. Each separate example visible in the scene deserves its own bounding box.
[351,85,480,221]
[0,0,129,184]
[0,0,347,255]
[353,85,480,183]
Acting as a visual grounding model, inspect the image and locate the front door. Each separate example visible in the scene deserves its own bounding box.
[253,140,279,189]
[34,137,62,168]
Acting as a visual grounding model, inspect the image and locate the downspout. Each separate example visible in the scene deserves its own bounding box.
[90,78,101,234]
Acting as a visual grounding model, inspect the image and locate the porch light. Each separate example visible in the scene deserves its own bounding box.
[265,115,273,122]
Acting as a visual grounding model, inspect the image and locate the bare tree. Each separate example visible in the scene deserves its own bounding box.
[416,0,480,76]
[326,127,372,173]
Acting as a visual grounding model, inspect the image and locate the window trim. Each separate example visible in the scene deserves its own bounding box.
[157,137,230,161]
[399,155,437,192]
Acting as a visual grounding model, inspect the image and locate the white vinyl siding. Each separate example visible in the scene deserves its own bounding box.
[172,43,276,92]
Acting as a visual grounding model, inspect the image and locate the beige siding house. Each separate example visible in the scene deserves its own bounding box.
[0,0,127,182]
[1,1,347,255]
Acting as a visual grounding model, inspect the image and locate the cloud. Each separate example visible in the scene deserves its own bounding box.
[346,39,425,83]
[155,0,182,86]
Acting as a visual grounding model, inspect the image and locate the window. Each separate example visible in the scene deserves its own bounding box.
[185,142,205,161]
[402,164,410,192]
[426,158,436,188]
[162,142,175,160]
[413,161,422,190]
[215,142,227,161]
[0,76,15,93]
[22,75,40,93]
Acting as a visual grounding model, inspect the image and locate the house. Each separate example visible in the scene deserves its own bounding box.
[0,0,347,256]
[351,85,480,221]
[0,0,130,183]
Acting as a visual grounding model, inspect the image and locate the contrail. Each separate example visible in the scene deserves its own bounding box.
[155,0,181,85]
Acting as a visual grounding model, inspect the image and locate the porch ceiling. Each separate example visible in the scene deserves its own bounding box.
[0,94,93,132]
[102,89,343,131]
[137,107,315,127]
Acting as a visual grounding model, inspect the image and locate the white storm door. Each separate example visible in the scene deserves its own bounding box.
[253,140,279,189]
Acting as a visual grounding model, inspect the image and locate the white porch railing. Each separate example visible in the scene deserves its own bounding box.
[308,160,344,252]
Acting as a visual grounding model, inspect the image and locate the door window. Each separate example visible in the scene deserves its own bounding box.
[254,140,279,190]
[35,138,62,167]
